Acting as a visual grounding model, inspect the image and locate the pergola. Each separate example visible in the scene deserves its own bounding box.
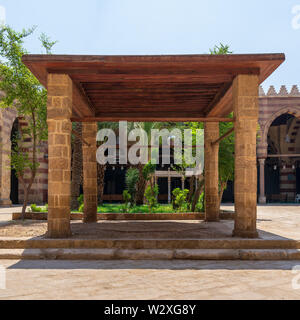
[22,54,285,239]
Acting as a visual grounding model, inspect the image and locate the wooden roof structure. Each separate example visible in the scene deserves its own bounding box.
[22,54,285,122]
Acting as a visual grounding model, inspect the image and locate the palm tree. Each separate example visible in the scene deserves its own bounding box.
[134,122,171,205]
[97,122,120,204]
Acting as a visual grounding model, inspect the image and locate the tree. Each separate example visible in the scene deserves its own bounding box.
[71,123,83,210]
[0,26,56,219]
[209,43,233,55]
[125,168,139,207]
[133,122,163,205]
[209,44,235,206]
[96,122,119,204]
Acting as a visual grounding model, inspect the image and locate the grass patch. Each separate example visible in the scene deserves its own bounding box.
[34,204,191,214]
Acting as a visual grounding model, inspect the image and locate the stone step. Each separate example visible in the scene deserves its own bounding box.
[0,239,300,250]
[0,248,300,260]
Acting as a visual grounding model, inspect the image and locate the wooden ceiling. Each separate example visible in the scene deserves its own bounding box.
[22,54,285,122]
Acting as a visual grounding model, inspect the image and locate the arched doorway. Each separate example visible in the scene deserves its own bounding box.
[10,119,19,204]
[264,113,300,203]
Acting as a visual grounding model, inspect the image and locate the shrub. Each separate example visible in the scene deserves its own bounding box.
[195,192,205,212]
[144,184,159,213]
[172,188,189,213]
[78,194,84,212]
[125,168,139,206]
[121,190,131,213]
[30,204,42,213]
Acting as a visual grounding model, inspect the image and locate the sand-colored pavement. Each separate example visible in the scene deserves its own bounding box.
[0,204,299,300]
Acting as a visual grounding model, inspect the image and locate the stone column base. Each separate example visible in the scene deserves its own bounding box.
[259,196,267,204]
[0,199,12,207]
[205,216,220,222]
[232,229,259,239]
[47,219,72,239]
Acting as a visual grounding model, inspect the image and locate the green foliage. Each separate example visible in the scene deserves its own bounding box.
[38,33,57,54]
[144,184,159,213]
[209,43,233,55]
[0,25,57,217]
[125,168,139,205]
[30,204,42,213]
[121,190,131,213]
[195,192,205,213]
[172,188,189,213]
[219,119,235,190]
[79,204,84,213]
[78,194,84,212]
[10,138,35,177]
[142,162,156,181]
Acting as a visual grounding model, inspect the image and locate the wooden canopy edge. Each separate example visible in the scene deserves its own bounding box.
[70,116,234,123]
[22,53,285,87]
[22,53,285,121]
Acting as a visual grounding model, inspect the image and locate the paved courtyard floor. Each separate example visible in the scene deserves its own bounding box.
[0,204,299,300]
[0,260,300,300]
[0,204,299,240]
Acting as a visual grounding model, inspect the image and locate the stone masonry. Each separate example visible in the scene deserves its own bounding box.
[47,74,72,238]
[204,122,220,221]
[233,75,259,238]
[82,122,98,223]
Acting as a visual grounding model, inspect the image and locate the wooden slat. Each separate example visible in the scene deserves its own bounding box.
[72,82,95,117]
[206,84,233,117]
[71,115,234,123]
[22,53,285,121]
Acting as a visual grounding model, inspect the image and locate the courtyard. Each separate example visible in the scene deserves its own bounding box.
[0,205,299,240]
[0,205,299,300]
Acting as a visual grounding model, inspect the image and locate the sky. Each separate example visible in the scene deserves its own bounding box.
[1,0,300,91]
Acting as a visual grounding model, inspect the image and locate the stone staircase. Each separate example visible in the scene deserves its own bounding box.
[0,238,299,260]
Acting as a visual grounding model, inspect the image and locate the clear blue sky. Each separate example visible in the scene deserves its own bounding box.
[1,0,300,91]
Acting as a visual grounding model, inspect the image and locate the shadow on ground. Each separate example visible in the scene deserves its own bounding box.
[7,259,300,271]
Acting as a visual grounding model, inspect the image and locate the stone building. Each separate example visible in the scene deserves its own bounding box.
[0,85,299,206]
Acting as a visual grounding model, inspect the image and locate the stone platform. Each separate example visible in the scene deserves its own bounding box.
[0,205,299,260]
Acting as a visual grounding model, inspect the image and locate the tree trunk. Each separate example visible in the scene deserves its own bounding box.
[21,183,28,220]
[135,163,147,205]
[71,123,83,210]
[20,112,37,220]
[219,180,228,209]
[192,177,204,212]
[187,176,195,204]
[97,163,105,204]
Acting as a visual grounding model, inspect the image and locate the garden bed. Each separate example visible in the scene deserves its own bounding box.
[12,211,235,221]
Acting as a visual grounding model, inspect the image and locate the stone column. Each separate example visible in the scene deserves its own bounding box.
[258,158,267,204]
[168,171,171,204]
[82,122,98,223]
[47,74,72,238]
[204,122,220,221]
[0,112,12,206]
[233,74,259,238]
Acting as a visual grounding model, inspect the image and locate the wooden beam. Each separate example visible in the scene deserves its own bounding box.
[211,127,234,146]
[268,154,300,158]
[205,83,233,117]
[72,82,95,118]
[71,115,235,123]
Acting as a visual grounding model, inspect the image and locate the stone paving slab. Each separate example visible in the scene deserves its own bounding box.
[0,260,300,300]
[0,248,300,260]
